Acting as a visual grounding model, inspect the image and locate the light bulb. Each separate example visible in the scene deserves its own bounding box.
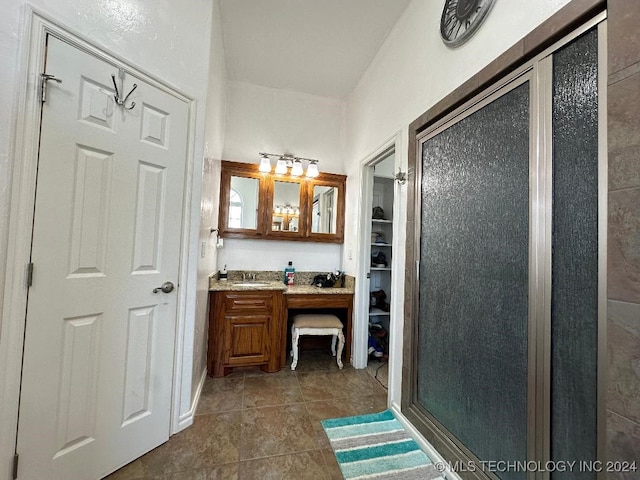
[291,160,303,176]
[275,158,287,174]
[306,161,319,178]
[259,154,271,173]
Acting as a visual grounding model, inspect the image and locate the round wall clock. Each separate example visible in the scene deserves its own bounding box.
[440,0,496,48]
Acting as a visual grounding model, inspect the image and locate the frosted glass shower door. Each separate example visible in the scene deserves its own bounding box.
[550,28,599,473]
[417,81,530,477]
[414,26,601,480]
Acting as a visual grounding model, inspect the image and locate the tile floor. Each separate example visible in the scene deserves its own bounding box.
[105,353,389,480]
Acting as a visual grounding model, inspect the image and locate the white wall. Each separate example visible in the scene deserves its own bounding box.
[0,1,214,478]
[192,0,228,405]
[224,81,345,171]
[218,238,342,272]
[217,81,345,272]
[342,0,572,404]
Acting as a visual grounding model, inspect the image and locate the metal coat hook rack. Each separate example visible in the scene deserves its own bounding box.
[111,69,137,110]
[394,168,407,185]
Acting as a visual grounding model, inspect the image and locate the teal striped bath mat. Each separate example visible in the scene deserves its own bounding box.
[321,410,444,479]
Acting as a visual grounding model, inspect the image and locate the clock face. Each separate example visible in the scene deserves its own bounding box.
[440,0,496,48]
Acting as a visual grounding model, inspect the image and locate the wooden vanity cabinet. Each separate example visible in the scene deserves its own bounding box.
[208,290,284,377]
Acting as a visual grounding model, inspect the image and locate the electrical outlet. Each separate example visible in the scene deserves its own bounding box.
[348,248,353,260]
[200,241,206,258]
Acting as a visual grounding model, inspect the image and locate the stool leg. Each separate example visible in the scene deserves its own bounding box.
[330,335,337,356]
[290,324,294,358]
[336,331,344,369]
[291,327,299,371]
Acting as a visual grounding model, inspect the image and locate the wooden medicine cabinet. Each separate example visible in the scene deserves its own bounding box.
[218,160,345,243]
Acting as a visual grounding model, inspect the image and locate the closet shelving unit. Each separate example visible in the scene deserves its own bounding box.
[369,175,394,330]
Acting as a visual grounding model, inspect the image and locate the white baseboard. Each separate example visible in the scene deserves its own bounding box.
[175,367,207,433]
[390,402,462,480]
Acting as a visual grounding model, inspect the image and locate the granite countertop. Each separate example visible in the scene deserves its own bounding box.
[209,270,355,294]
[209,280,286,292]
[208,280,355,295]
[285,284,354,295]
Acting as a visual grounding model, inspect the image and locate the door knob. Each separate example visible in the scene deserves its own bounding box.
[153,281,175,294]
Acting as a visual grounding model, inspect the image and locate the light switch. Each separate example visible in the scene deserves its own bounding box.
[200,241,207,258]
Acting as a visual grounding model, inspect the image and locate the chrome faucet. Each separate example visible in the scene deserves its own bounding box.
[241,272,256,282]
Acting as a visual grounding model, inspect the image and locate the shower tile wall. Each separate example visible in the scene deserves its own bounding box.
[607,1,640,473]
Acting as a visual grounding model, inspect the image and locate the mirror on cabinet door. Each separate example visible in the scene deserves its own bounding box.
[311,185,338,234]
[271,180,303,237]
[307,174,345,243]
[229,175,259,229]
[219,162,265,238]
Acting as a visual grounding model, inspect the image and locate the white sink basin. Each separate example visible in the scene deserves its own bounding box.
[233,282,269,287]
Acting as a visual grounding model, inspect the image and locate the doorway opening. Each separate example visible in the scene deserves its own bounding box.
[357,142,401,390]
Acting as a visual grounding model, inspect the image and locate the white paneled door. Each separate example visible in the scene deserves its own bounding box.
[17,35,189,480]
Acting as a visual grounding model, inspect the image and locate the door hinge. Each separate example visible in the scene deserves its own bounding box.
[12,453,18,480]
[40,73,62,103]
[27,263,33,287]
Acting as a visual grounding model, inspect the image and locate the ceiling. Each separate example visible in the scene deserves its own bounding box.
[218,0,413,99]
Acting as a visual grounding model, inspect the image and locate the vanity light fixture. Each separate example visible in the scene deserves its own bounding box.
[273,205,300,216]
[258,152,320,178]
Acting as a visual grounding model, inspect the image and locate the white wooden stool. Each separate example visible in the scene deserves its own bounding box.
[290,314,344,370]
